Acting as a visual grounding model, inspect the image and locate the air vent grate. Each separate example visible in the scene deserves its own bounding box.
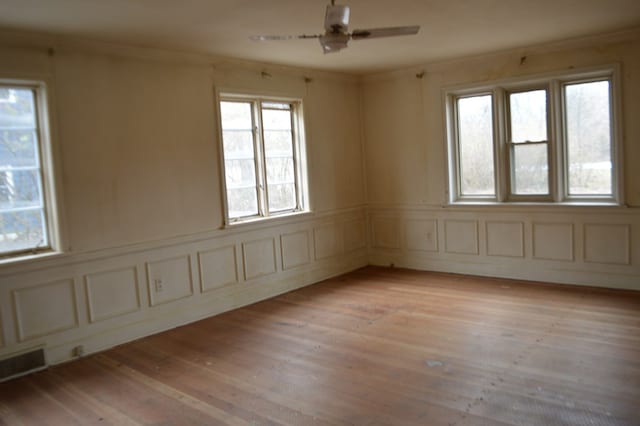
[0,348,46,382]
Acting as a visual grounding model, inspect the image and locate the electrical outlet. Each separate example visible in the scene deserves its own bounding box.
[72,345,84,357]
[154,278,163,292]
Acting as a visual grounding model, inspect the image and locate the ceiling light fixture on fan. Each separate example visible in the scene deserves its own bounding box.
[250,0,420,54]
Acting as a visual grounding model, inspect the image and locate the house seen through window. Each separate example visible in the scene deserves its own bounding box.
[0,84,54,257]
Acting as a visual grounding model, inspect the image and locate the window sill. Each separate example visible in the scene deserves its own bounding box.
[223,210,314,230]
[443,201,630,212]
[0,250,63,268]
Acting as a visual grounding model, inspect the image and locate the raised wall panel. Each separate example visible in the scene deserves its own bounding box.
[584,224,630,265]
[344,219,366,252]
[13,279,78,341]
[281,231,311,270]
[444,220,478,255]
[146,256,193,306]
[372,217,400,249]
[314,224,342,260]
[85,267,140,323]
[486,221,524,258]
[199,246,238,292]
[243,238,277,280]
[533,223,573,261]
[405,219,438,252]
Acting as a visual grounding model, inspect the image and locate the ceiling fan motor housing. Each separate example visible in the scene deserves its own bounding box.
[319,32,350,53]
[325,5,350,33]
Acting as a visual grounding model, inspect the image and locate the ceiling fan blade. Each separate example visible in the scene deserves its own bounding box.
[250,34,321,41]
[351,25,420,40]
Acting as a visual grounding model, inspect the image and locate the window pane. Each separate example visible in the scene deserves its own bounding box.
[220,101,252,130]
[268,184,296,212]
[226,187,258,218]
[457,95,495,196]
[263,130,293,156]
[0,88,36,129]
[224,159,256,188]
[220,101,258,218]
[0,209,46,254]
[263,107,296,211]
[509,90,547,142]
[262,109,292,130]
[0,87,47,254]
[0,170,43,209]
[0,130,39,168]
[513,144,549,194]
[222,131,254,159]
[565,81,612,195]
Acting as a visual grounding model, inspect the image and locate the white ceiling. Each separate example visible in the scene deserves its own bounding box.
[1,0,639,74]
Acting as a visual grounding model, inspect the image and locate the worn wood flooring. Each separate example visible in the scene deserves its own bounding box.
[1,266,639,425]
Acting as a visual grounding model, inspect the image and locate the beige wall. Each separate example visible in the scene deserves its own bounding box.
[362,30,640,289]
[1,28,639,369]
[363,31,640,207]
[42,47,363,252]
[0,36,368,367]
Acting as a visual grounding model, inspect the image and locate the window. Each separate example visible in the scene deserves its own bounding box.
[218,95,308,223]
[445,66,621,204]
[0,83,57,258]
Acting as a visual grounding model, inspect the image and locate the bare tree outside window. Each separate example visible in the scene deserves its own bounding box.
[446,67,619,204]
[0,87,48,255]
[457,95,495,196]
[219,96,307,223]
[565,81,612,195]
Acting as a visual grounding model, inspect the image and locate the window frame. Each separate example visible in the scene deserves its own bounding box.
[216,92,310,226]
[444,65,623,206]
[0,78,63,261]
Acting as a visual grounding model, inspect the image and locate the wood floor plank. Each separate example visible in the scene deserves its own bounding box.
[1,266,639,425]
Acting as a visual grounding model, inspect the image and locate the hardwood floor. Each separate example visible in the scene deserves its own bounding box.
[1,266,639,425]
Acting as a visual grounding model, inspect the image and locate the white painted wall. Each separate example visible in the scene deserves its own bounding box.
[362,29,640,289]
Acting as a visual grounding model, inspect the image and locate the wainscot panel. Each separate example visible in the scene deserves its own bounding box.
[444,220,479,255]
[281,231,311,271]
[242,238,278,280]
[146,256,194,306]
[584,224,630,265]
[198,246,239,292]
[13,279,78,342]
[368,206,640,290]
[314,223,343,260]
[486,221,525,258]
[0,208,367,366]
[85,267,140,323]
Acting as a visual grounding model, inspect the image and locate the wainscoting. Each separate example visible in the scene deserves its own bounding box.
[368,205,639,290]
[0,207,367,370]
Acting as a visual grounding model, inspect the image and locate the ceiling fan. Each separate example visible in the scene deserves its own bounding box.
[250,0,420,54]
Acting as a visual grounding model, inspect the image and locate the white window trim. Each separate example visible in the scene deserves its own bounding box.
[0,77,65,263]
[443,64,624,206]
[215,90,311,227]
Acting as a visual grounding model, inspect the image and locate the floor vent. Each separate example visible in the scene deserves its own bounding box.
[0,348,46,382]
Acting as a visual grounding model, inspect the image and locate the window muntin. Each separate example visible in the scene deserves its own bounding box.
[219,96,307,223]
[0,85,50,256]
[507,89,551,196]
[446,67,620,204]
